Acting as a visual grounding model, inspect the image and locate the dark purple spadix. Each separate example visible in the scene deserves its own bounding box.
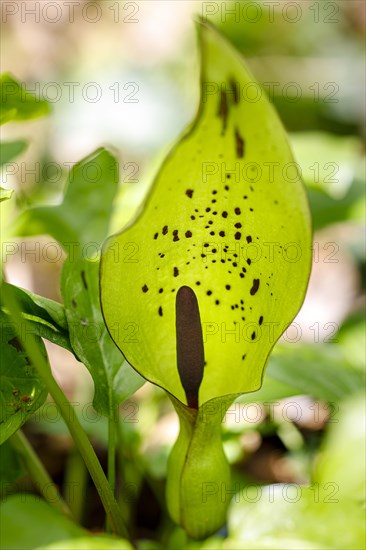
[175,286,204,409]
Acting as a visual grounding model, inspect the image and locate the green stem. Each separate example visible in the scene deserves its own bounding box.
[115,420,136,528]
[108,409,117,496]
[2,286,129,540]
[63,447,88,523]
[106,406,117,533]
[108,404,118,495]
[10,429,71,517]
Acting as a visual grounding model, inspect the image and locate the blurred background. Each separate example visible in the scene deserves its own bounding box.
[1,1,365,547]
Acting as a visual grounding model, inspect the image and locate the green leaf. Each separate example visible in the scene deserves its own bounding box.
[14,148,118,251]
[307,177,364,231]
[0,108,17,126]
[61,257,144,417]
[186,539,224,550]
[237,344,363,405]
[0,188,13,203]
[101,20,312,406]
[1,283,71,352]
[288,132,364,229]
[315,393,365,502]
[228,485,365,550]
[0,494,85,550]
[40,537,133,549]
[228,396,366,549]
[268,345,363,401]
[0,140,28,166]
[0,310,48,444]
[0,73,50,124]
[0,439,25,484]
[337,312,365,370]
[290,132,361,194]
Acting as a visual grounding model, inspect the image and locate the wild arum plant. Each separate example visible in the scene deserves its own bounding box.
[1,16,365,550]
[101,21,311,538]
[0,17,312,544]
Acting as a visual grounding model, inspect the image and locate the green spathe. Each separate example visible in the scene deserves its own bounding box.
[101,20,311,537]
[166,396,232,539]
